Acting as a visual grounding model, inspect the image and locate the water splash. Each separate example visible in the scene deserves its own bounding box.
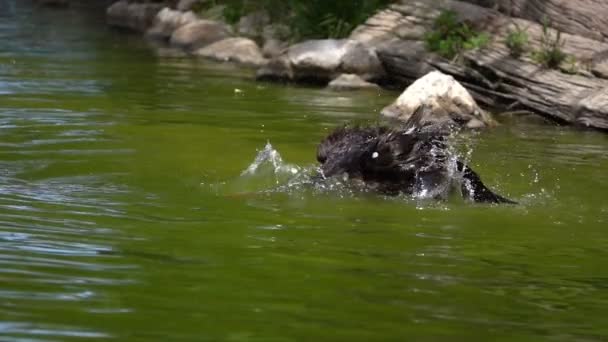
[412,131,469,202]
[230,136,534,206]
[241,142,300,179]
[235,139,471,202]
[225,142,360,198]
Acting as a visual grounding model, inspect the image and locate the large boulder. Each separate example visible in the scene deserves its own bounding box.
[106,0,164,32]
[381,71,496,129]
[256,39,385,84]
[169,19,232,50]
[195,37,267,67]
[146,7,198,40]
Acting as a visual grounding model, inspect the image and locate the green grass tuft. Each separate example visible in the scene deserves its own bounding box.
[424,10,490,60]
[504,24,529,58]
[532,18,568,69]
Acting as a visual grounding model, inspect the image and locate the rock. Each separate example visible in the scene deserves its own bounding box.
[327,74,380,91]
[146,8,198,40]
[592,60,608,79]
[287,39,346,72]
[237,10,270,39]
[256,57,293,82]
[169,19,231,50]
[341,43,385,81]
[350,8,404,46]
[576,88,608,130]
[376,40,434,82]
[257,39,385,84]
[195,37,267,67]
[262,24,291,42]
[262,39,287,58]
[107,0,164,32]
[381,71,496,129]
[492,0,608,42]
[352,0,608,131]
[176,0,203,11]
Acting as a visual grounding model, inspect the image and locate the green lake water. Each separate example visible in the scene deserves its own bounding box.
[1,1,608,341]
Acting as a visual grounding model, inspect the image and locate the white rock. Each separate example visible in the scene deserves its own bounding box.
[381,71,495,128]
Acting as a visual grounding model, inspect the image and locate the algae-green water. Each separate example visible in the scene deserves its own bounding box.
[1,2,608,341]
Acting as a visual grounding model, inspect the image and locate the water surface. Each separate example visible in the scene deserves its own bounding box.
[1,2,608,341]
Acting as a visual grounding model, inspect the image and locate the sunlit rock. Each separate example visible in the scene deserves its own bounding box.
[381,71,496,129]
[169,19,232,51]
[256,39,385,84]
[195,37,267,67]
[146,7,198,40]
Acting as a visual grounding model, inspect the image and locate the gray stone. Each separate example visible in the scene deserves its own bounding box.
[351,0,608,130]
[256,57,293,82]
[146,7,198,40]
[341,42,385,81]
[107,0,163,32]
[195,37,267,67]
[287,39,347,72]
[492,0,608,41]
[260,39,386,83]
[262,39,287,58]
[592,60,608,79]
[327,74,381,91]
[349,8,404,46]
[169,19,231,50]
[576,88,608,130]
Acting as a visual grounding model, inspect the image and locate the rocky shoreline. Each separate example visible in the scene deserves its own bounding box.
[47,0,608,131]
[354,0,608,131]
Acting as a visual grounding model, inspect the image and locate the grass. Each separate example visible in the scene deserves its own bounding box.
[532,18,568,69]
[194,0,392,40]
[424,10,490,60]
[505,24,529,58]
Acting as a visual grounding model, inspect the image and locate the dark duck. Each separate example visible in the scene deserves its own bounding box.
[316,106,515,204]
